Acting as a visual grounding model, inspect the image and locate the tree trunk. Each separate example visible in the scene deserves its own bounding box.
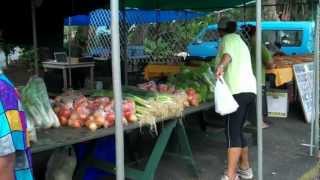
[263,0,280,20]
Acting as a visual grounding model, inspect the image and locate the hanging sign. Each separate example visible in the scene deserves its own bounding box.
[293,62,314,123]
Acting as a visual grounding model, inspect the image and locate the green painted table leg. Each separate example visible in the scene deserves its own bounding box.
[74,120,195,180]
[140,120,177,180]
[174,119,199,177]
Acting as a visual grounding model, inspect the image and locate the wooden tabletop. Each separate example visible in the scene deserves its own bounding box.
[42,61,95,69]
[31,101,214,153]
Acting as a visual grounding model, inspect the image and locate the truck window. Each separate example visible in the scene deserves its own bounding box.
[262,30,302,47]
[201,29,219,42]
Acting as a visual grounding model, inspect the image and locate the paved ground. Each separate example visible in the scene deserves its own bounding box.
[150,105,318,180]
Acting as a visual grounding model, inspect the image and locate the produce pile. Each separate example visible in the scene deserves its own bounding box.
[127,92,186,133]
[91,88,189,133]
[53,91,137,131]
[138,63,215,105]
[19,63,215,134]
[167,63,216,103]
[137,81,200,107]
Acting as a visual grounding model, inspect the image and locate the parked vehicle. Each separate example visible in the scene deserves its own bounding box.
[187,21,315,60]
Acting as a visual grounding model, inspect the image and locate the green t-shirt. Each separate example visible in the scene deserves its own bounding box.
[215,33,257,95]
[250,43,272,86]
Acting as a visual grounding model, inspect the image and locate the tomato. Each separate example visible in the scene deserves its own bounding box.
[59,109,71,119]
[186,88,196,96]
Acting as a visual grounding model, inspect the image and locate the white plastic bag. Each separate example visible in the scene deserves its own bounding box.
[45,146,77,180]
[214,77,239,116]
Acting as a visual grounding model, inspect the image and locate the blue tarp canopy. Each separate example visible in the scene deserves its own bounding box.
[64,9,205,26]
[64,15,90,26]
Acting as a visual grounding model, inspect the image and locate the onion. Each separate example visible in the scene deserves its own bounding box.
[88,122,97,131]
[104,104,112,112]
[103,121,110,128]
[59,109,71,119]
[70,112,79,121]
[124,111,132,119]
[65,101,74,110]
[183,101,190,107]
[128,114,138,122]
[122,118,128,125]
[88,115,94,122]
[186,88,196,96]
[95,116,105,126]
[79,114,87,121]
[68,119,73,126]
[122,102,131,112]
[106,112,115,122]
[71,120,82,128]
[59,116,68,126]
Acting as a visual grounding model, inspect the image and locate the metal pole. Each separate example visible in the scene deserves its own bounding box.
[31,0,39,76]
[310,111,315,156]
[111,0,125,179]
[256,0,263,179]
[68,17,72,57]
[313,0,320,158]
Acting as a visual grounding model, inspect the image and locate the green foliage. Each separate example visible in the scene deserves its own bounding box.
[20,48,35,62]
[20,48,36,71]
[144,37,173,59]
[133,14,217,57]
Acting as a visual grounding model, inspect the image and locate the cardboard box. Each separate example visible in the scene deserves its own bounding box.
[266,89,288,118]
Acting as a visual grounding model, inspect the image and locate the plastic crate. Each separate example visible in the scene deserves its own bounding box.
[74,135,116,179]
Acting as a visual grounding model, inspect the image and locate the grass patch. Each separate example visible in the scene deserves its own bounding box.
[300,162,320,180]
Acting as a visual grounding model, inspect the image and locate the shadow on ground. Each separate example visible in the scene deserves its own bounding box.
[150,104,317,180]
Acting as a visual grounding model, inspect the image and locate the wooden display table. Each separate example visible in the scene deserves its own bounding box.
[31,102,214,180]
[266,55,313,87]
[42,61,95,90]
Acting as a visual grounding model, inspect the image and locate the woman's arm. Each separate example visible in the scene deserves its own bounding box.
[215,53,232,77]
[262,45,275,69]
[0,153,15,180]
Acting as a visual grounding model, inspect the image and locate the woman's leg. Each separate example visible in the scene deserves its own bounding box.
[239,147,250,169]
[227,148,242,179]
[239,93,256,170]
[225,94,249,179]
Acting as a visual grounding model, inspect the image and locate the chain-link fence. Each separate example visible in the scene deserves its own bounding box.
[64,9,213,84]
[67,7,316,83]
[86,9,211,62]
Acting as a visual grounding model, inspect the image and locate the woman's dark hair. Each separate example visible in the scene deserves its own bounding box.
[225,21,237,33]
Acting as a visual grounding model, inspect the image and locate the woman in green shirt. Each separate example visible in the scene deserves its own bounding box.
[241,24,275,129]
[215,17,256,180]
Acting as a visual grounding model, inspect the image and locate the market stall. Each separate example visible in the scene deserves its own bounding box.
[26,60,217,179]
[0,0,276,180]
[37,2,263,180]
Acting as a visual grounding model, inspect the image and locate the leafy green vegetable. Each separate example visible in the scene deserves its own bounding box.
[21,77,60,129]
[167,63,215,102]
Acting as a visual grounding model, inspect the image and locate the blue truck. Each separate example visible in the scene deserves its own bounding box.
[187,21,315,60]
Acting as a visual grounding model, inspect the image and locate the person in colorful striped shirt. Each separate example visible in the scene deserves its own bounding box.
[0,60,33,180]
